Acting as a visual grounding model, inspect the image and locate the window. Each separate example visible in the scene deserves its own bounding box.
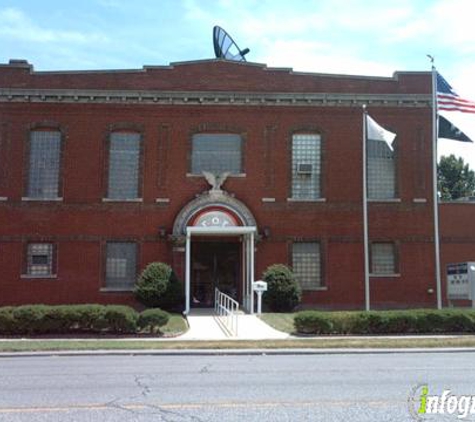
[105,242,137,289]
[367,139,396,199]
[27,130,61,199]
[292,242,322,290]
[26,243,54,277]
[371,242,397,275]
[107,132,141,199]
[291,134,321,200]
[191,134,242,174]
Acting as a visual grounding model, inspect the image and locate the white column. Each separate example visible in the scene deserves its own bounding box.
[185,232,191,314]
[241,235,246,311]
[250,231,254,314]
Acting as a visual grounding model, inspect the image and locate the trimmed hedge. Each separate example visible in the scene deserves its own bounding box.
[0,305,169,335]
[138,309,170,334]
[294,309,475,335]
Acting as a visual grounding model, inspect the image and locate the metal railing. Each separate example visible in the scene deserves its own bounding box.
[214,288,239,336]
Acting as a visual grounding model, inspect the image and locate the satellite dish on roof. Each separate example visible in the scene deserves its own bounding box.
[213,26,250,62]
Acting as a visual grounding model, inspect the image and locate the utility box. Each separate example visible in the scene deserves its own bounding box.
[447,262,475,305]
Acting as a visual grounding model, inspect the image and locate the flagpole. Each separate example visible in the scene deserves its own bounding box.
[429,56,443,309]
[362,105,370,311]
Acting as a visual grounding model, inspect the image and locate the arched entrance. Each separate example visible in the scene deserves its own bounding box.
[172,192,257,314]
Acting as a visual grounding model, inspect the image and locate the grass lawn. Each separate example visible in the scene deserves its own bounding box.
[260,313,295,334]
[160,313,188,337]
[1,337,475,352]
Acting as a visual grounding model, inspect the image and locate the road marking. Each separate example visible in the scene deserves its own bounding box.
[0,399,402,414]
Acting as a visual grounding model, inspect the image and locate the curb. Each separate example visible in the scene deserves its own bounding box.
[2,347,475,358]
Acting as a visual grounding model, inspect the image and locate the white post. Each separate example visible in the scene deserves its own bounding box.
[430,63,443,309]
[241,235,247,309]
[362,106,371,311]
[256,290,263,315]
[250,231,255,314]
[185,232,191,314]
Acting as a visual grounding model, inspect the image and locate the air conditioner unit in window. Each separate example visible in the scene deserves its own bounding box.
[297,163,313,175]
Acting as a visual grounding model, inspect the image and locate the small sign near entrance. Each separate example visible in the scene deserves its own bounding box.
[252,280,268,292]
[253,280,267,315]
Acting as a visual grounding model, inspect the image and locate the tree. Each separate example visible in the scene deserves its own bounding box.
[438,155,475,200]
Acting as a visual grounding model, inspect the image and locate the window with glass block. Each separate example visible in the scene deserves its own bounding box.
[292,242,322,290]
[291,134,321,200]
[105,242,137,289]
[371,242,397,274]
[27,131,61,199]
[191,134,242,174]
[26,243,54,276]
[367,139,396,199]
[107,132,141,199]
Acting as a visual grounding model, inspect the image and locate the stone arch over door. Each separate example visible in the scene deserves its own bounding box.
[172,192,257,237]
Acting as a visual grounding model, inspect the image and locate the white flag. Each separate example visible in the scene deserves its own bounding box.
[366,114,396,151]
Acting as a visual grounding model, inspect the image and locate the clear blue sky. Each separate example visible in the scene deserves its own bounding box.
[1,0,475,165]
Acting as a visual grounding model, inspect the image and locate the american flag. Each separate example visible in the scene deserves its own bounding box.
[437,72,475,113]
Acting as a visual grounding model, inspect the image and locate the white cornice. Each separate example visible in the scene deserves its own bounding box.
[0,88,431,108]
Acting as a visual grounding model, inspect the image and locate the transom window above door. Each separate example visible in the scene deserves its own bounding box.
[191,133,242,174]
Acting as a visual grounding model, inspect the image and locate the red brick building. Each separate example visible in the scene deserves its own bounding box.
[0,58,471,312]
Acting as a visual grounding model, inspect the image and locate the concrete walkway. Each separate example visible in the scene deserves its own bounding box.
[178,309,289,340]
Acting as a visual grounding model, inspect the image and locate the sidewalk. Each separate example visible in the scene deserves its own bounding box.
[178,309,289,340]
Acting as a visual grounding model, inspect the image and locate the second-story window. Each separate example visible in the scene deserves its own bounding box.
[291,133,321,200]
[107,132,141,200]
[27,130,61,199]
[367,139,396,199]
[191,133,242,174]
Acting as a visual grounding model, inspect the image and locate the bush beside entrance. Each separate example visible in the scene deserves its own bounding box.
[294,309,475,335]
[133,262,183,311]
[262,264,301,312]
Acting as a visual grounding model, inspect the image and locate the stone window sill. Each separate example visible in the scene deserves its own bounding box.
[186,173,246,178]
[367,198,401,203]
[303,286,328,291]
[22,197,63,202]
[102,198,143,203]
[21,274,57,279]
[370,273,401,278]
[287,198,326,203]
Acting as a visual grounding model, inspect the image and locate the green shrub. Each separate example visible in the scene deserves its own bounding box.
[103,305,138,334]
[293,309,475,336]
[262,264,301,312]
[138,308,170,334]
[1,304,140,335]
[294,311,332,334]
[0,307,15,335]
[12,305,49,334]
[134,262,184,310]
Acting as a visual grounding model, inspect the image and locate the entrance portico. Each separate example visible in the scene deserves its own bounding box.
[171,174,259,315]
[185,226,256,315]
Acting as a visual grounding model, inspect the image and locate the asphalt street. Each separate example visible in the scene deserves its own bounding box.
[1,351,475,421]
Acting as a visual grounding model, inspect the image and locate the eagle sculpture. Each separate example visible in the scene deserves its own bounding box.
[202,171,230,192]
